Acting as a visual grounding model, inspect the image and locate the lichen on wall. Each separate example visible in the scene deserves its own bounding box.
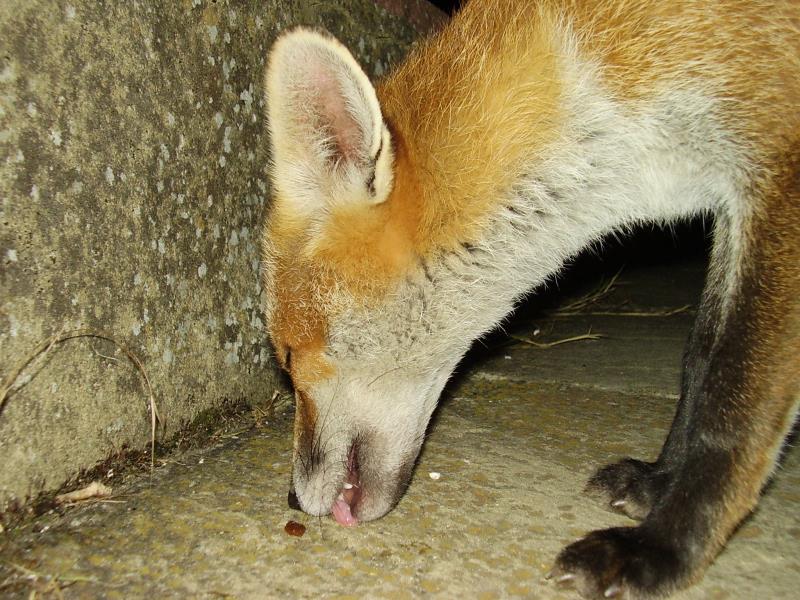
[0,0,426,512]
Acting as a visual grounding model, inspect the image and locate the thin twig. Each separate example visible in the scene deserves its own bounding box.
[549,267,624,315]
[0,325,67,403]
[510,330,604,349]
[91,344,121,363]
[213,428,252,440]
[551,304,692,318]
[0,329,161,471]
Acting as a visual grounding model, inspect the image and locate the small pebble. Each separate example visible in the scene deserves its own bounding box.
[429,472,441,480]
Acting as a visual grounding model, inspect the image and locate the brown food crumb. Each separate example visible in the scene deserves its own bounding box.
[284,520,306,537]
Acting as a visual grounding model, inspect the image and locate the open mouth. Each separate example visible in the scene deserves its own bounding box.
[331,443,362,526]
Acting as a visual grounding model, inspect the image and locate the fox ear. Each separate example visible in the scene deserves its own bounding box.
[265,28,394,216]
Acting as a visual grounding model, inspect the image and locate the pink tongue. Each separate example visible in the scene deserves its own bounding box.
[332,498,359,527]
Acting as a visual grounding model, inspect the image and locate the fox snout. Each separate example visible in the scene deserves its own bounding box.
[289,422,416,526]
[283,362,456,526]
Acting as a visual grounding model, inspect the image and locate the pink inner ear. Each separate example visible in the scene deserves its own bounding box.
[308,66,364,164]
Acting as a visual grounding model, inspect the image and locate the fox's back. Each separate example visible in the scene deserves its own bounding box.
[386,0,800,131]
[565,0,800,146]
[375,0,799,258]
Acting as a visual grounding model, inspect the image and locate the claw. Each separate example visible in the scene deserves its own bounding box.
[604,583,622,597]
[611,499,626,508]
[545,568,575,584]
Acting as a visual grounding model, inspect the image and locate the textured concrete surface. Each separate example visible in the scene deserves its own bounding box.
[1,256,798,598]
[0,0,426,513]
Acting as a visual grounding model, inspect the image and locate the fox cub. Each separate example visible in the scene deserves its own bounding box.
[262,1,799,597]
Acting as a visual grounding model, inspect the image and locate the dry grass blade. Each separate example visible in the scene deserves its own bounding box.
[551,304,692,318]
[549,267,624,315]
[0,328,161,471]
[212,427,252,440]
[254,390,291,427]
[510,330,604,349]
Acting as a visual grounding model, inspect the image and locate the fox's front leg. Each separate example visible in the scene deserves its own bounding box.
[583,222,732,522]
[552,166,800,599]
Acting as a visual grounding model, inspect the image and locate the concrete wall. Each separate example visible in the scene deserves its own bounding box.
[0,0,441,514]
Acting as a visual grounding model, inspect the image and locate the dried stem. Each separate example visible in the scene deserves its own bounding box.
[550,304,692,318]
[0,328,161,471]
[510,330,604,349]
[549,267,624,315]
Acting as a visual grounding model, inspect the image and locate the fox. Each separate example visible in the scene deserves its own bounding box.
[260,0,800,597]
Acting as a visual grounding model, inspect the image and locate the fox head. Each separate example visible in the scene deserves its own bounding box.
[261,27,540,525]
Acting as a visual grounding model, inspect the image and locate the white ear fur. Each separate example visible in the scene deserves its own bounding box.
[265,28,394,216]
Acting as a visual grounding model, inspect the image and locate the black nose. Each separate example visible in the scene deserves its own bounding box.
[287,488,301,510]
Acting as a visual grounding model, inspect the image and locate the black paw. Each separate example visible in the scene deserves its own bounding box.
[550,526,683,599]
[586,458,669,520]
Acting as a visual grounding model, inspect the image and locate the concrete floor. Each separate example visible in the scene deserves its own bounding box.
[2,254,799,599]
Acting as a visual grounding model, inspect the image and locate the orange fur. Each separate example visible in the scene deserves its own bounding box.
[557,0,800,159]
[264,204,332,382]
[377,1,563,254]
[270,0,799,311]
[314,133,420,294]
